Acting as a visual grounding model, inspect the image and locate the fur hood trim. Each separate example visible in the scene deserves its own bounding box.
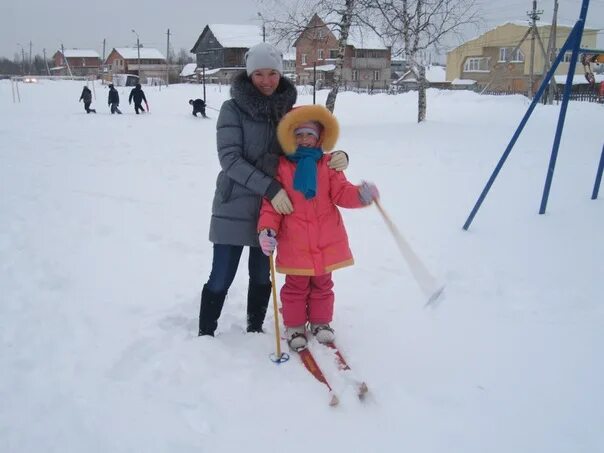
[277,104,339,154]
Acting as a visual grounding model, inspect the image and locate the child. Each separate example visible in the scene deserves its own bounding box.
[257,104,379,350]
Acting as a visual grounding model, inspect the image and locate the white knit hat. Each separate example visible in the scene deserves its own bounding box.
[245,42,283,76]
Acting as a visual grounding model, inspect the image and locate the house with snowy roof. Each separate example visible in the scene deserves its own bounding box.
[293,14,391,89]
[189,24,263,83]
[446,21,599,93]
[51,49,100,77]
[393,65,449,90]
[104,47,166,84]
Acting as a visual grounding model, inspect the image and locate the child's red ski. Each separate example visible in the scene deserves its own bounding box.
[296,348,339,406]
[324,343,369,399]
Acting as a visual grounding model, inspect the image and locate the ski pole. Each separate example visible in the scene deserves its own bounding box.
[269,254,289,363]
[374,199,445,307]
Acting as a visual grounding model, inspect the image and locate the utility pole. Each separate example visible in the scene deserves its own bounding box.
[43,48,50,75]
[545,0,559,104]
[61,44,73,78]
[132,29,141,81]
[18,44,25,75]
[166,28,171,86]
[102,39,106,61]
[29,40,32,74]
[527,0,543,99]
[258,12,266,42]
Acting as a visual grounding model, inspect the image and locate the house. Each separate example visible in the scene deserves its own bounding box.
[190,24,263,83]
[393,65,449,90]
[104,47,166,84]
[51,49,100,77]
[446,21,599,93]
[293,14,391,89]
[180,63,198,83]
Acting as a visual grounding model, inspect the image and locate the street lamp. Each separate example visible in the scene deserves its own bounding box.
[257,12,266,42]
[131,29,141,80]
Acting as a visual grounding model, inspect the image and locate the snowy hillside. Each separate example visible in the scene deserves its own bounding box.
[1,80,602,453]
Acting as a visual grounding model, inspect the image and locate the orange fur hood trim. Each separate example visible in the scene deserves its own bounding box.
[277,104,339,154]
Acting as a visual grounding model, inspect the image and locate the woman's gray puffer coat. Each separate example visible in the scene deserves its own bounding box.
[209,71,297,246]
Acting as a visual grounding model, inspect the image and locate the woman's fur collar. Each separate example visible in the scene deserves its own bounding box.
[230,71,297,122]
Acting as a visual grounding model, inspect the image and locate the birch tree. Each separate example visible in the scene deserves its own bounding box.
[361,0,479,122]
[259,0,363,112]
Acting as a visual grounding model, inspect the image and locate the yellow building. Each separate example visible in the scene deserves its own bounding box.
[446,21,599,92]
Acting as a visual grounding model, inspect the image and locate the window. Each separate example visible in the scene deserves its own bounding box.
[82,58,86,67]
[373,70,380,80]
[499,47,525,62]
[302,53,307,65]
[352,70,358,81]
[318,29,325,40]
[329,49,338,59]
[318,49,324,60]
[463,57,490,72]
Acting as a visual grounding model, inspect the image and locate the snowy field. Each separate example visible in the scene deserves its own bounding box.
[1,79,602,453]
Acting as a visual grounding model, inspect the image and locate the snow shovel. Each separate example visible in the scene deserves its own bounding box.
[374,199,445,307]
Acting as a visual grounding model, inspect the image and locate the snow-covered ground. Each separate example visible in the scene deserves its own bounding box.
[1,80,602,453]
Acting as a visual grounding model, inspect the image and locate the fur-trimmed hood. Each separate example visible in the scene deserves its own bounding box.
[277,104,340,154]
[230,71,297,122]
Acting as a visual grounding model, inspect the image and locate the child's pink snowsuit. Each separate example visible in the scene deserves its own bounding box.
[258,155,364,326]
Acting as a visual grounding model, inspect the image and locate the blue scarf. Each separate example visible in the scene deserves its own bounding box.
[286,146,323,199]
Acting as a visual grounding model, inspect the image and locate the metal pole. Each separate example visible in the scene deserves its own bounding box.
[29,41,32,74]
[137,37,141,80]
[463,22,581,230]
[539,0,590,214]
[313,63,317,104]
[202,65,206,102]
[166,28,170,86]
[592,144,604,200]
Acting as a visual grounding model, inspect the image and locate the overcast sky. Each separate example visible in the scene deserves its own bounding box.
[1,0,602,61]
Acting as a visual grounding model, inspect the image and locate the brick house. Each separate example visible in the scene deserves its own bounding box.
[104,47,166,84]
[190,24,263,83]
[293,14,391,89]
[51,49,100,77]
[446,21,599,93]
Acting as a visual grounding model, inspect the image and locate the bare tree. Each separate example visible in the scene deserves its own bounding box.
[363,0,479,122]
[259,0,363,112]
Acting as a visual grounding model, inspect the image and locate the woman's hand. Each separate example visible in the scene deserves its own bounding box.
[271,189,294,215]
[328,151,349,171]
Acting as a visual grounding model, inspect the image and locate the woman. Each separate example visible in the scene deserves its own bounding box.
[198,42,349,337]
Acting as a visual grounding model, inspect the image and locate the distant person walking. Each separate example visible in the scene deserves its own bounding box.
[189,98,207,118]
[129,84,148,114]
[79,86,96,114]
[108,84,122,114]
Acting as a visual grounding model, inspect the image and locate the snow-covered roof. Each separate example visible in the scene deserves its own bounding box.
[208,24,262,48]
[180,63,197,77]
[501,20,598,31]
[451,78,477,85]
[282,49,296,61]
[114,48,165,60]
[397,66,447,83]
[61,49,100,58]
[336,27,388,50]
[303,64,336,72]
[554,73,604,85]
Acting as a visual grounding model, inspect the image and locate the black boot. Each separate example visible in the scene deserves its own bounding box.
[198,284,227,336]
[246,282,271,333]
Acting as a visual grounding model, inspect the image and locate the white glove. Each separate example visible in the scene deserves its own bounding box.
[271,189,294,215]
[328,151,349,171]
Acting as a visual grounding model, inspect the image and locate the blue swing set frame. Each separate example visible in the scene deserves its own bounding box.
[463,0,603,231]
